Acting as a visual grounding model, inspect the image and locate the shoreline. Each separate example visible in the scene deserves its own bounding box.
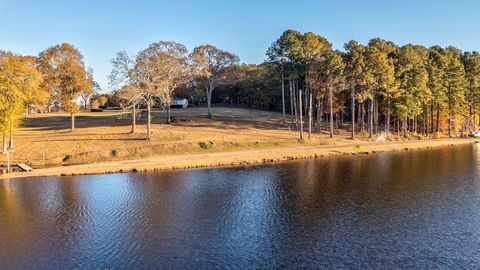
[0,138,475,180]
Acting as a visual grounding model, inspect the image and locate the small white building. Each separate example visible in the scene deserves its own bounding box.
[171,98,189,108]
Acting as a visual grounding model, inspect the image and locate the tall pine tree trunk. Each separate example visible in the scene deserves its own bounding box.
[385,99,390,135]
[374,97,379,133]
[413,115,418,134]
[308,92,312,139]
[299,89,304,140]
[304,89,308,120]
[359,103,363,131]
[289,79,294,127]
[369,98,374,138]
[293,81,298,128]
[340,111,344,128]
[448,97,453,137]
[423,106,428,136]
[351,89,355,139]
[281,64,286,126]
[430,104,434,133]
[470,105,473,132]
[329,86,334,138]
[316,97,321,132]
[448,112,452,137]
[396,118,400,135]
[474,106,477,131]
[436,103,441,132]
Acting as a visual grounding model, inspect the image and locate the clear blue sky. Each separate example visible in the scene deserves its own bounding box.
[1,0,479,91]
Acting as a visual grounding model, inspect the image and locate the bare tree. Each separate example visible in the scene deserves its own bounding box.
[80,91,91,109]
[191,45,239,119]
[118,85,143,133]
[135,41,190,128]
[80,69,100,109]
[111,42,190,140]
[109,51,144,134]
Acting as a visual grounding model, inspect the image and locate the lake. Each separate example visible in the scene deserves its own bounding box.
[1,144,480,269]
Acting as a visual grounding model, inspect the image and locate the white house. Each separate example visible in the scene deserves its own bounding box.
[171,98,188,108]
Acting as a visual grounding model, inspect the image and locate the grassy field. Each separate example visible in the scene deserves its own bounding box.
[5,107,363,168]
[1,106,475,178]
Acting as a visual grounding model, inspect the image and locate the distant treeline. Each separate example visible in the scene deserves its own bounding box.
[200,30,480,139]
[3,29,480,143]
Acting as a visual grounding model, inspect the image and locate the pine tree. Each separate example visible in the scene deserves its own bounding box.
[461,51,480,131]
[395,45,430,136]
[426,46,448,133]
[344,41,367,138]
[444,47,468,137]
[365,38,397,136]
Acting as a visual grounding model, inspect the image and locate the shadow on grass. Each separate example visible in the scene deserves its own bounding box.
[40,137,147,142]
[22,107,296,137]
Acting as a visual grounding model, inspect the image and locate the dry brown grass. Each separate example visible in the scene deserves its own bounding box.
[5,107,362,168]
[4,106,472,174]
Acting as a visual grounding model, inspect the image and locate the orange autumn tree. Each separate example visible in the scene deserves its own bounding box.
[37,43,93,131]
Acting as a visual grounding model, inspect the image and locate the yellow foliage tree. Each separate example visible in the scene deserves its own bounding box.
[37,43,93,131]
[0,52,46,150]
[0,51,46,172]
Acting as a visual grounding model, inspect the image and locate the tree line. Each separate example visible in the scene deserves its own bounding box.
[270,30,480,139]
[1,40,242,147]
[208,30,480,140]
[2,29,480,149]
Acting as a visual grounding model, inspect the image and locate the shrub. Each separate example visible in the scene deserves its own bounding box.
[415,134,425,140]
[199,141,215,149]
[434,132,443,139]
[386,134,397,141]
[359,130,369,138]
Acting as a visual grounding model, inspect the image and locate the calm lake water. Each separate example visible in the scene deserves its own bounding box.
[1,144,480,269]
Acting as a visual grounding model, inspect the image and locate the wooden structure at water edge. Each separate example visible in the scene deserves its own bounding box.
[17,163,33,172]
